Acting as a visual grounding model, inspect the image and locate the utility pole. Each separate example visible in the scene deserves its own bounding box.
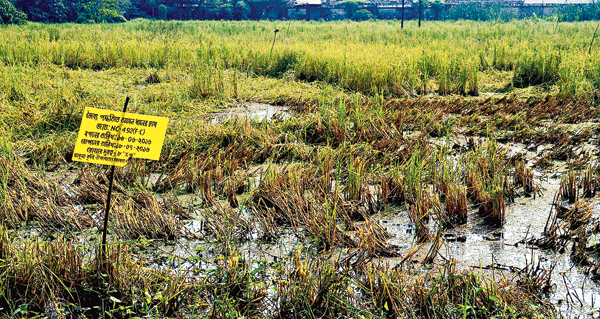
[419,0,423,28]
[401,0,405,29]
[418,0,422,28]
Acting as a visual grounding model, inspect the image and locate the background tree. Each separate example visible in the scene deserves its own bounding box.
[429,0,443,21]
[219,3,233,20]
[123,0,151,19]
[157,3,167,19]
[233,0,249,20]
[146,0,157,17]
[0,0,27,24]
[158,0,203,20]
[15,0,67,22]
[199,0,221,20]
[65,0,129,23]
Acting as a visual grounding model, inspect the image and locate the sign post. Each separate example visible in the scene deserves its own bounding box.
[73,98,169,258]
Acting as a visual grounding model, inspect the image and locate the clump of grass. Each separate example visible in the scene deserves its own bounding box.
[144,71,161,84]
[514,159,540,197]
[464,140,513,225]
[556,197,594,234]
[539,186,599,276]
[408,198,432,243]
[274,248,358,318]
[225,177,240,208]
[358,260,555,318]
[561,169,579,204]
[443,183,468,227]
[153,142,253,207]
[379,164,406,205]
[189,62,225,99]
[343,156,376,213]
[113,158,152,188]
[478,187,506,226]
[405,149,432,220]
[249,164,309,226]
[0,158,37,227]
[249,164,396,255]
[71,163,191,241]
[204,252,268,317]
[0,228,195,317]
[581,164,597,198]
[512,53,561,88]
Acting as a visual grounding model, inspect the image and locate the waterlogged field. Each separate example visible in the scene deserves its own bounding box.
[1,19,600,318]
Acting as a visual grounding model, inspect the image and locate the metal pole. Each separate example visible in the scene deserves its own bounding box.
[100,96,130,259]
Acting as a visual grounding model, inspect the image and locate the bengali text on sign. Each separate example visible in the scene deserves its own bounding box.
[73,107,169,167]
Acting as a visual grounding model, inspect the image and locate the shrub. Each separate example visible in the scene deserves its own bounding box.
[351,9,373,21]
[339,0,364,18]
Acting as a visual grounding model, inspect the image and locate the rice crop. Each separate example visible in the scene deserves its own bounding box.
[1,19,599,318]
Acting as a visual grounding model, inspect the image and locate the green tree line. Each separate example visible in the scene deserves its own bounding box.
[2,0,253,23]
[2,0,600,24]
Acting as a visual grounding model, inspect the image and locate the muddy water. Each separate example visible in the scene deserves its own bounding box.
[39,114,600,317]
[167,152,600,317]
[378,175,600,318]
[206,103,290,123]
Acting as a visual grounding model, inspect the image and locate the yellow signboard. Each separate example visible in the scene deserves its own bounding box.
[73,107,169,167]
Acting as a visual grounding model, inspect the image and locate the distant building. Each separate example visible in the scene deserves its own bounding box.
[288,0,324,20]
[446,0,593,3]
[259,0,597,20]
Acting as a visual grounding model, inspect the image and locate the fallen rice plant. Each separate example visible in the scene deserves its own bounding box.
[408,199,432,243]
[198,203,253,253]
[355,217,399,258]
[112,198,186,241]
[538,187,597,256]
[36,201,93,235]
[74,166,127,206]
[0,157,73,228]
